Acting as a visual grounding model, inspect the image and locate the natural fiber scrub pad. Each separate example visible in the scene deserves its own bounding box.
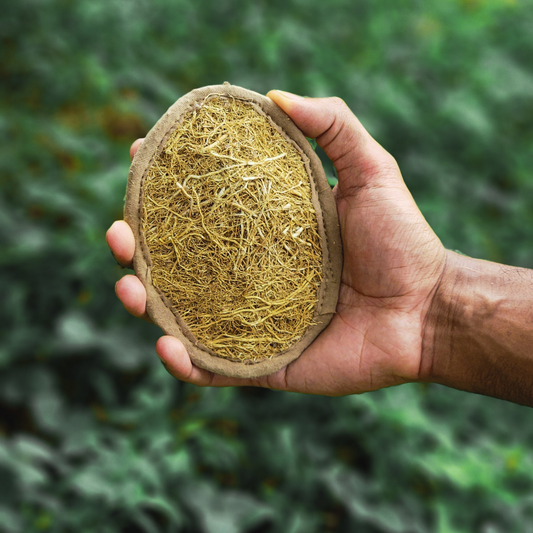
[124,83,342,378]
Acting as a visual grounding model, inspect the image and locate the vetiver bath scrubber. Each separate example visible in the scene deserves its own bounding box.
[125,83,342,378]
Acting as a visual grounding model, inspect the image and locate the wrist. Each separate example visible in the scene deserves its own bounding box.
[419,249,467,386]
[420,250,533,405]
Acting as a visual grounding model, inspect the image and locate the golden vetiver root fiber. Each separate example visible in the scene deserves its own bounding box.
[141,96,323,362]
[125,83,342,378]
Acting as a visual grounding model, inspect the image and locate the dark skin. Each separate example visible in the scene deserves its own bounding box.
[422,252,533,406]
[107,90,533,406]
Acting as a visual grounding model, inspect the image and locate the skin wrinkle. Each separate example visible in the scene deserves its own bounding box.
[196,366,207,384]
[353,160,399,189]
[421,254,451,381]
[336,142,397,182]
[358,326,367,379]
[340,308,406,391]
[303,374,312,394]
[334,309,413,385]
[315,112,338,149]
[319,116,348,156]
[419,279,439,382]
[281,363,294,391]
[447,270,463,379]
[339,285,424,308]
[332,152,387,191]
[317,102,366,164]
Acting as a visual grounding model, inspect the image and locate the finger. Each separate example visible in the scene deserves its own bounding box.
[130,138,145,160]
[156,336,216,385]
[332,183,339,202]
[106,220,135,269]
[115,274,152,322]
[267,91,399,190]
[156,335,287,389]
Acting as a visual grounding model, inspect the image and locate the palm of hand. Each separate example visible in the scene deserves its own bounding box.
[282,176,446,396]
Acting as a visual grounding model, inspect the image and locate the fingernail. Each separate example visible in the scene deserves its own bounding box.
[275,90,304,100]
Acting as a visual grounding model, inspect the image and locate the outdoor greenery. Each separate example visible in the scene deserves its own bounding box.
[1,0,533,531]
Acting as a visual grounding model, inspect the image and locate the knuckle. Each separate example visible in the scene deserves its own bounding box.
[328,96,348,110]
[359,144,399,178]
[376,150,398,171]
[358,157,398,183]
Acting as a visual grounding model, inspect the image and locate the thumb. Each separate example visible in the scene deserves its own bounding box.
[267,90,399,190]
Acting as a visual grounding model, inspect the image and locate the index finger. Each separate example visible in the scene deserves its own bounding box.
[130,138,145,160]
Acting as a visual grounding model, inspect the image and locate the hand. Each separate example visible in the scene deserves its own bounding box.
[107,91,447,395]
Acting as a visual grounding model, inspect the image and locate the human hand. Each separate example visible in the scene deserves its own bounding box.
[107,92,446,395]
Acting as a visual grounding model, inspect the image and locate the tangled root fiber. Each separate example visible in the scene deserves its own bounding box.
[141,95,323,362]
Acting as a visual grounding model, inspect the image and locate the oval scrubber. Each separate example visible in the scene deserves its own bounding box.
[124,83,342,378]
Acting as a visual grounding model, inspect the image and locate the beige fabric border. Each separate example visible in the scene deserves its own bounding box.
[124,83,342,378]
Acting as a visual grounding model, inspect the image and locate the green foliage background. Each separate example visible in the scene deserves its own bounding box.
[1,0,533,531]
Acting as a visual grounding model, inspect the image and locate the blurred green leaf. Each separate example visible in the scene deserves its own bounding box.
[2,0,533,531]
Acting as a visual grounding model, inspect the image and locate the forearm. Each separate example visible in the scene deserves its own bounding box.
[421,250,533,406]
